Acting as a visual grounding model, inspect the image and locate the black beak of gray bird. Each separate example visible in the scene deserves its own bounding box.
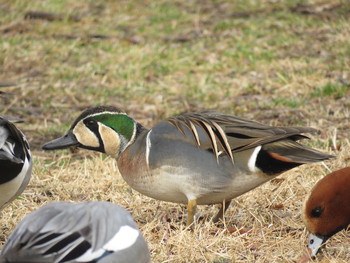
[42,130,79,150]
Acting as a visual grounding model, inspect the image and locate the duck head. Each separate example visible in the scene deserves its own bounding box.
[42,106,139,158]
[303,167,350,257]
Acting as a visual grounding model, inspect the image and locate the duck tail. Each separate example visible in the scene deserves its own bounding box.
[256,140,334,175]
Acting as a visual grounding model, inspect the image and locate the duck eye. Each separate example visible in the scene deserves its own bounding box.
[84,119,97,128]
[311,206,323,218]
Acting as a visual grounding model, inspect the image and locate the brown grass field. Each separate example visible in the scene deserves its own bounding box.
[1,0,350,262]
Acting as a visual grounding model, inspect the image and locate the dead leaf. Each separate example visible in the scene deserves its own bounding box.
[269,204,284,210]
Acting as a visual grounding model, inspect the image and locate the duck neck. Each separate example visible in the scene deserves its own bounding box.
[122,122,148,153]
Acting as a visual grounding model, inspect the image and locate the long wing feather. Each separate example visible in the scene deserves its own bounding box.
[166,111,318,162]
[210,121,234,162]
[198,119,219,162]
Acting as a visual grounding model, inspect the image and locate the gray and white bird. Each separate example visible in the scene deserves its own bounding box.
[0,116,32,209]
[0,201,151,263]
[43,106,333,226]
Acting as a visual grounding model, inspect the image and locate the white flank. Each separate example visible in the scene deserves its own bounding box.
[103,225,140,251]
[0,154,30,207]
[75,225,140,262]
[75,247,105,262]
[145,130,152,169]
[247,146,262,172]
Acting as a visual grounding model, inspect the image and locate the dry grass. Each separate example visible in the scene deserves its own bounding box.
[1,0,350,262]
[1,141,349,262]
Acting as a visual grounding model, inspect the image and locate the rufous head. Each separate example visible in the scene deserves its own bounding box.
[303,167,350,257]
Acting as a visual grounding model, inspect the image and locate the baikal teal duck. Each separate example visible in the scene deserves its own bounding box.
[43,106,333,226]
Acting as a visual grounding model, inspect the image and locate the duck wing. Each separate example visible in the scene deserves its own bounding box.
[165,111,320,163]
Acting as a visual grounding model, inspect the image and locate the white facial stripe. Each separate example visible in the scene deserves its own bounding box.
[145,130,152,168]
[104,225,140,251]
[124,122,137,149]
[84,111,126,119]
[98,124,121,158]
[308,233,324,257]
[73,121,99,148]
[248,146,262,172]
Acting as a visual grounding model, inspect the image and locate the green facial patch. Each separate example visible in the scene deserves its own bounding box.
[92,114,135,141]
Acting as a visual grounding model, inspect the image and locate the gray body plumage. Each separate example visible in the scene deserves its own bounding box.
[0,201,150,263]
[42,106,334,224]
[0,117,32,209]
[119,111,333,205]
